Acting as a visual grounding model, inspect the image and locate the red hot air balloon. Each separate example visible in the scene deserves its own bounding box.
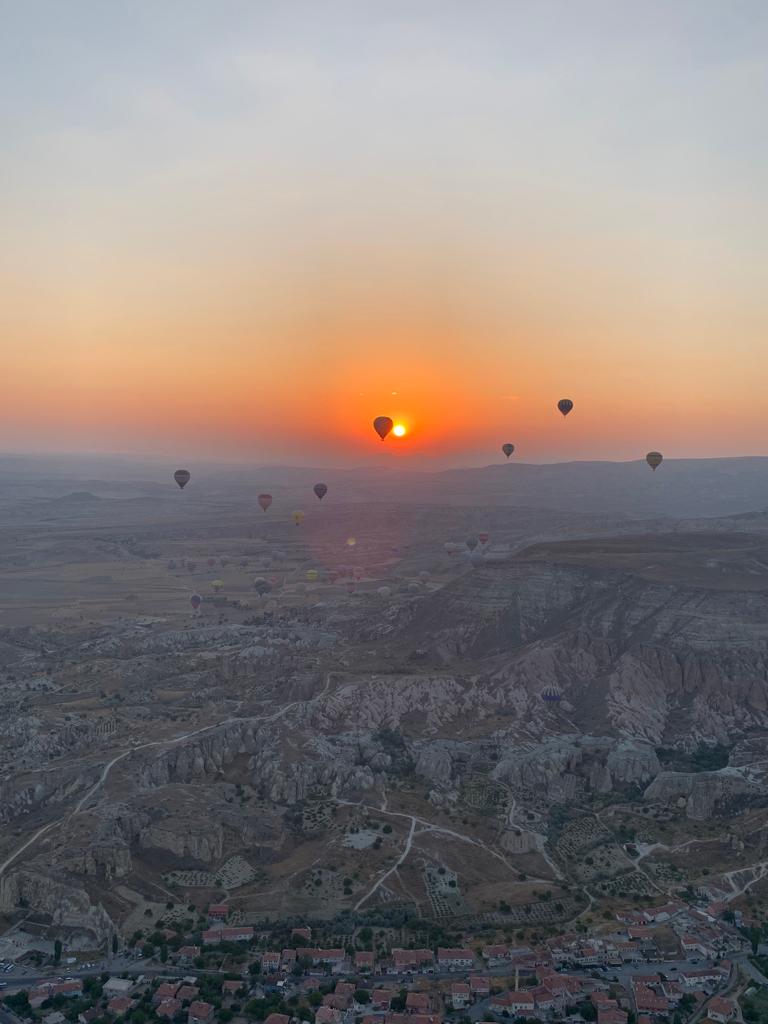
[258,493,272,512]
[478,532,490,545]
[174,469,191,489]
[557,398,574,417]
[313,483,328,501]
[190,593,201,611]
[373,416,393,440]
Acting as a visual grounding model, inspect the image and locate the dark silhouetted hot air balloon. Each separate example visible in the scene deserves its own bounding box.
[190,593,201,611]
[502,443,515,458]
[258,493,272,512]
[373,416,393,440]
[646,451,663,471]
[313,483,328,501]
[557,399,574,417]
[174,469,191,489]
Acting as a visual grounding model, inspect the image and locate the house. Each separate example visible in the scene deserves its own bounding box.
[644,903,684,923]
[292,927,312,942]
[591,993,617,1007]
[265,1016,290,1024]
[188,1002,214,1024]
[436,947,474,970]
[407,993,431,1014]
[155,982,182,1004]
[177,945,201,962]
[315,1008,343,1024]
[223,981,243,997]
[634,986,669,1014]
[78,1010,100,1024]
[392,948,434,973]
[208,903,229,921]
[107,998,135,1018]
[707,998,735,1023]
[681,969,721,989]
[202,925,254,944]
[356,951,375,972]
[177,986,200,1003]
[372,990,394,1011]
[489,991,536,1015]
[297,947,346,968]
[680,935,705,956]
[598,1010,628,1024]
[104,978,135,998]
[262,951,282,972]
[469,977,490,997]
[481,944,510,964]
[323,995,351,1012]
[450,985,471,1011]
[281,948,297,969]
[156,999,182,1019]
[575,945,602,965]
[530,987,555,1012]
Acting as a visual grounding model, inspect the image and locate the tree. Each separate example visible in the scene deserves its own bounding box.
[54,939,63,964]
[354,991,370,1005]
[112,935,119,955]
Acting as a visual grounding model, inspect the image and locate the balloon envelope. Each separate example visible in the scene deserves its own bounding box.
[313,483,328,501]
[173,469,191,489]
[190,594,201,610]
[466,535,479,551]
[478,532,490,544]
[502,443,515,458]
[258,493,272,512]
[373,416,393,440]
[557,398,574,417]
[292,510,305,525]
[646,451,663,471]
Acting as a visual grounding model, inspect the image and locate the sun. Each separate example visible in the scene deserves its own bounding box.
[392,423,407,437]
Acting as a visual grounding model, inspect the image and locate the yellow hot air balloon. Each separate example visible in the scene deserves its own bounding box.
[306,569,319,582]
[292,510,305,526]
[212,578,224,593]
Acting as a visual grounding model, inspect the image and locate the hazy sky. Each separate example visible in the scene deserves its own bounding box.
[2,1,767,466]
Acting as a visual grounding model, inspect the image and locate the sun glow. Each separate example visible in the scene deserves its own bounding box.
[392,423,407,437]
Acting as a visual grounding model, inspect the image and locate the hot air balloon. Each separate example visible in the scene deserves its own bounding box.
[444,542,458,555]
[190,593,201,611]
[466,535,479,551]
[502,443,515,458]
[258,493,272,512]
[419,570,430,582]
[313,483,328,501]
[306,569,319,582]
[373,416,393,440]
[346,582,356,594]
[173,469,191,490]
[292,510,304,526]
[542,688,562,702]
[646,451,663,471]
[212,579,224,593]
[557,398,574,417]
[478,532,490,545]
[377,586,392,598]
[252,577,271,595]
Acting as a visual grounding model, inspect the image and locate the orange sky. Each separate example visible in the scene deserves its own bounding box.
[2,2,767,466]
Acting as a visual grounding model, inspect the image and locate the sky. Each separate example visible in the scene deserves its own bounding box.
[1,0,767,467]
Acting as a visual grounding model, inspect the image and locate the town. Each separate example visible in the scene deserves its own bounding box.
[2,898,764,1024]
